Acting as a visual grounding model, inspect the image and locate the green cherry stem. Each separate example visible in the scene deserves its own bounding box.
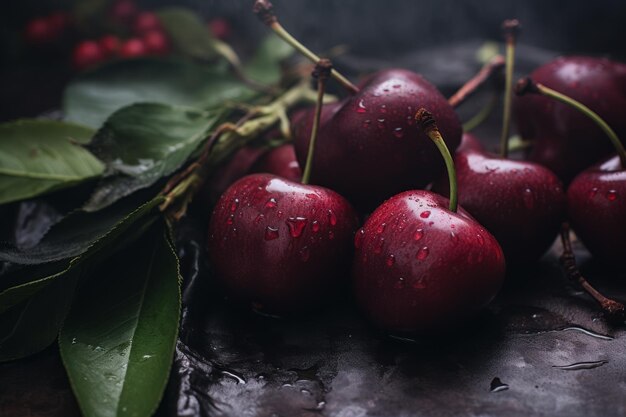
[500,19,521,158]
[516,77,626,169]
[415,109,458,212]
[302,60,332,185]
[253,0,359,95]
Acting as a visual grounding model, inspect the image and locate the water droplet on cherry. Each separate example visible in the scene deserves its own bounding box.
[363,119,371,128]
[386,254,395,267]
[376,222,386,234]
[311,220,320,233]
[357,99,367,113]
[226,214,234,225]
[416,246,429,260]
[393,277,405,289]
[328,209,337,226]
[413,228,424,241]
[230,199,239,212]
[393,127,404,138]
[377,118,386,129]
[354,228,365,249]
[523,188,534,209]
[374,237,385,254]
[588,187,598,198]
[380,104,387,113]
[606,190,618,201]
[420,211,431,219]
[286,216,307,238]
[264,226,279,240]
[266,198,277,208]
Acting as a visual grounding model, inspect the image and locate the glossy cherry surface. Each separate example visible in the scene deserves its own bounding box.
[208,173,359,313]
[514,56,626,183]
[567,155,626,267]
[353,190,505,333]
[292,69,462,209]
[436,134,566,264]
[250,144,301,182]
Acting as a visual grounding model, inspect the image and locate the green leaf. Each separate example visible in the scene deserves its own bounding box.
[157,7,221,61]
[0,196,164,314]
[63,57,255,128]
[59,224,181,417]
[244,34,294,85]
[83,103,219,211]
[0,120,104,205]
[0,269,79,361]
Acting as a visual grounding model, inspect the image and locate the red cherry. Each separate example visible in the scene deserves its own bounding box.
[109,0,138,25]
[142,30,170,55]
[118,38,147,58]
[207,173,359,314]
[98,35,121,58]
[353,190,505,333]
[208,18,232,40]
[133,12,162,35]
[250,144,302,182]
[24,17,54,44]
[72,40,106,70]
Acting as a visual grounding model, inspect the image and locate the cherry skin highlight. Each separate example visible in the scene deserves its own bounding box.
[292,69,462,209]
[353,190,505,333]
[434,134,566,265]
[207,173,359,313]
[514,56,626,183]
[567,155,626,268]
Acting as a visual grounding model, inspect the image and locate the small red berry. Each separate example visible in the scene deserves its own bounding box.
[47,12,71,35]
[142,30,170,55]
[133,12,162,35]
[208,18,231,40]
[72,40,106,70]
[99,35,121,58]
[24,17,53,44]
[119,38,147,58]
[110,0,138,25]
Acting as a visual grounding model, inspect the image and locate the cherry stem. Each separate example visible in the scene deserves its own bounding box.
[448,54,505,108]
[500,19,521,158]
[415,109,458,212]
[516,77,626,168]
[253,0,359,95]
[462,93,498,132]
[559,222,625,324]
[302,60,332,185]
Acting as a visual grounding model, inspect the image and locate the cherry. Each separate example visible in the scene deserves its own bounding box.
[133,12,162,35]
[24,17,55,45]
[47,12,71,35]
[142,30,170,55]
[207,173,358,313]
[353,110,505,333]
[118,38,147,58]
[567,156,625,267]
[72,40,106,71]
[292,69,462,209]
[98,35,121,58]
[109,0,139,25]
[250,144,302,182]
[208,18,232,40]
[437,134,565,264]
[514,56,626,183]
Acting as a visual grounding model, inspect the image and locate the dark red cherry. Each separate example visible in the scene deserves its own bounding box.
[118,38,147,58]
[109,0,139,25]
[353,190,505,333]
[24,17,55,45]
[514,56,626,183]
[142,30,170,55]
[207,174,358,313]
[435,134,566,265]
[98,35,121,58]
[567,155,625,267]
[250,144,301,181]
[133,12,162,35]
[292,69,462,209]
[72,40,106,70]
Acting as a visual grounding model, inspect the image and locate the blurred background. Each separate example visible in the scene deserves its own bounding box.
[2,0,626,122]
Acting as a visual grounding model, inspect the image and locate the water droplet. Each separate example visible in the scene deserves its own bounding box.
[450,231,458,243]
[362,119,371,128]
[420,211,431,219]
[588,187,598,198]
[71,337,77,345]
[386,254,395,266]
[230,198,239,212]
[312,220,320,233]
[380,104,387,113]
[299,246,310,262]
[286,216,307,238]
[416,246,429,260]
[606,189,618,201]
[328,230,335,240]
[277,210,284,218]
[255,213,265,224]
[476,234,485,245]
[523,188,534,209]
[376,222,386,234]
[221,370,246,384]
[301,388,312,395]
[406,115,414,125]
[413,228,424,241]
[354,228,365,249]
[393,127,404,138]
[553,360,608,371]
[374,237,385,254]
[328,209,337,226]
[412,277,426,289]
[141,354,153,361]
[377,118,386,129]
[226,214,235,225]
[265,226,279,240]
[357,99,367,113]
[266,198,277,208]
[490,377,509,393]
[394,277,405,289]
